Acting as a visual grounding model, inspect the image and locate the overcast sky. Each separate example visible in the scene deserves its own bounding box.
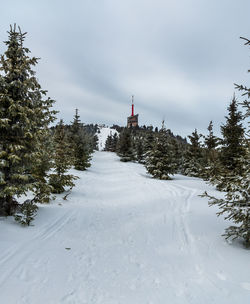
[1,0,250,137]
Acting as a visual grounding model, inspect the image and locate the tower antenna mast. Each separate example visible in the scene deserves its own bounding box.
[131,95,134,116]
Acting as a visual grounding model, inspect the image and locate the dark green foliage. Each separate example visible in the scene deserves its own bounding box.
[204,37,250,247]
[49,120,77,194]
[202,121,220,181]
[210,97,247,191]
[14,199,38,226]
[204,121,220,152]
[0,25,56,216]
[182,129,203,177]
[32,130,54,203]
[105,132,119,152]
[104,134,113,151]
[145,122,175,180]
[135,137,144,163]
[220,96,245,172]
[203,146,250,247]
[111,133,118,152]
[91,134,99,151]
[144,130,155,153]
[171,138,183,173]
[73,138,91,171]
[142,130,156,164]
[69,109,92,171]
[117,128,135,162]
[114,124,187,166]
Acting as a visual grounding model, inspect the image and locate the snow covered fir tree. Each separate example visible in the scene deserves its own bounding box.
[68,109,92,171]
[0,25,56,216]
[203,38,250,247]
[0,26,96,224]
[145,122,176,180]
[117,128,135,162]
[202,120,220,181]
[181,129,203,177]
[49,120,78,194]
[220,96,246,171]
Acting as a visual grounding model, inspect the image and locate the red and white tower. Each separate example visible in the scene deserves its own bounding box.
[127,95,139,128]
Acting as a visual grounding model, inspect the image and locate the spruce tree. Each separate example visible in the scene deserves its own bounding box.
[204,37,250,247]
[104,133,119,152]
[182,129,203,177]
[144,130,155,154]
[104,134,113,151]
[202,121,220,181]
[145,122,175,180]
[49,120,77,194]
[0,25,56,216]
[171,138,183,173]
[142,129,156,163]
[204,145,250,247]
[32,129,54,203]
[14,199,38,226]
[117,128,135,162]
[69,109,91,170]
[220,96,245,173]
[111,133,118,152]
[91,134,99,151]
[135,137,144,163]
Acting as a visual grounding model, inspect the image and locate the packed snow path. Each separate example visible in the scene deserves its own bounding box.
[0,152,250,304]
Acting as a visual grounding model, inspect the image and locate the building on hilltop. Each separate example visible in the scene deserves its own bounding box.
[127,96,139,128]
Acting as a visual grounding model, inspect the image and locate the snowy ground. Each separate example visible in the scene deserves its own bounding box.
[0,152,250,304]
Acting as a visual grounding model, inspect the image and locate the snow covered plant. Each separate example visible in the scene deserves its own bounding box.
[203,151,250,247]
[0,25,56,215]
[14,200,38,226]
[145,122,176,180]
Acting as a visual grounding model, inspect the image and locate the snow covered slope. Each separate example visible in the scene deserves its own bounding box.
[97,126,118,151]
[0,152,250,304]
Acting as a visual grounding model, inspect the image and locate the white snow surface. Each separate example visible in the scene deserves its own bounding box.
[0,152,250,304]
[97,127,118,151]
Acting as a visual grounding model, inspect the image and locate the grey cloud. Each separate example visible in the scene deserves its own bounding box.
[0,0,249,138]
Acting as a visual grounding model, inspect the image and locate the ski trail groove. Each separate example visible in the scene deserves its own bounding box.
[0,152,249,304]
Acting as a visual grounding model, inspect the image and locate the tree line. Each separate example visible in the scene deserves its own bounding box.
[0,25,97,225]
[105,40,249,247]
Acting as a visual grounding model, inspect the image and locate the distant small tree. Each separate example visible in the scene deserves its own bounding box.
[145,122,175,180]
[202,121,220,181]
[104,134,113,151]
[49,120,77,194]
[69,109,91,170]
[14,199,38,226]
[117,128,135,162]
[182,129,203,177]
[111,133,118,152]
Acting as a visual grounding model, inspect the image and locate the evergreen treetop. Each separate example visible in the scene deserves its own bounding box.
[220,96,245,172]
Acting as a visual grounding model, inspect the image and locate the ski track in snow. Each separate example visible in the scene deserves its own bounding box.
[0,151,250,304]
